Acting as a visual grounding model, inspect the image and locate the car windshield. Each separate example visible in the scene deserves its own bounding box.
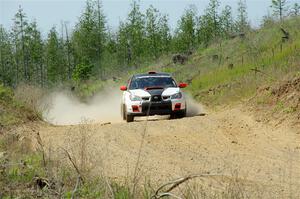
[129,76,177,90]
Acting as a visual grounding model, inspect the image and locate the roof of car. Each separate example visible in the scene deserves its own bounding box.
[133,72,171,78]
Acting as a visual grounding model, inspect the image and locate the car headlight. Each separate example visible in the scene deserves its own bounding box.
[130,94,142,101]
[171,92,182,99]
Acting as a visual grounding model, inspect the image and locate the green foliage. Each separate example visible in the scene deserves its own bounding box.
[145,6,171,58]
[72,0,106,77]
[291,3,300,16]
[220,5,234,38]
[261,13,276,28]
[120,0,145,65]
[0,84,40,127]
[196,0,222,46]
[12,6,29,83]
[1,0,299,91]
[271,0,288,21]
[236,0,250,33]
[206,0,221,37]
[0,26,15,86]
[46,27,66,84]
[72,61,93,81]
[187,17,300,106]
[112,183,131,199]
[25,21,44,85]
[8,154,45,183]
[0,84,13,101]
[173,5,198,52]
[0,84,18,126]
[0,0,255,88]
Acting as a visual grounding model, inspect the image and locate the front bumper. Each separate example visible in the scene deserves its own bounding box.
[126,99,186,116]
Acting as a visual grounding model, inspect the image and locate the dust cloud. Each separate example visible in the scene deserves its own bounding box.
[42,89,122,125]
[186,94,204,117]
[41,89,203,125]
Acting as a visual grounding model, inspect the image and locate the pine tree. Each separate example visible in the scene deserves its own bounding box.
[0,26,15,86]
[236,0,250,33]
[174,5,197,52]
[145,6,160,59]
[197,14,211,46]
[220,5,234,38]
[196,0,222,46]
[126,0,145,65]
[25,21,44,85]
[116,22,132,65]
[95,0,106,75]
[207,0,221,37]
[145,6,170,59]
[63,22,74,80]
[45,27,66,83]
[12,6,29,83]
[158,14,171,53]
[271,0,288,21]
[72,0,106,77]
[290,3,300,16]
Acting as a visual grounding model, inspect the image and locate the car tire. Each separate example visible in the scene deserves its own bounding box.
[122,104,126,120]
[177,109,187,118]
[126,114,134,123]
[123,104,134,122]
[170,108,187,119]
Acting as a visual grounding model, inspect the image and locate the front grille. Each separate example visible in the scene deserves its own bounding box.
[150,104,170,110]
[142,97,150,101]
[151,95,162,102]
[142,101,172,115]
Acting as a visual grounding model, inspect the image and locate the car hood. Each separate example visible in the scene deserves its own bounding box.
[129,87,180,97]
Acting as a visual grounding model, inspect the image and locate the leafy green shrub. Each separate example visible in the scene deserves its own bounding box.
[72,62,93,82]
[0,84,13,102]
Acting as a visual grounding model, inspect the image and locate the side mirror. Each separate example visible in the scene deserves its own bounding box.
[120,86,127,91]
[178,83,188,88]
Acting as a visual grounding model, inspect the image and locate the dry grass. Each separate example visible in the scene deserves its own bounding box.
[14,84,50,117]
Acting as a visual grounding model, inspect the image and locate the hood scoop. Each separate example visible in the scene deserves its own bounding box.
[144,86,164,90]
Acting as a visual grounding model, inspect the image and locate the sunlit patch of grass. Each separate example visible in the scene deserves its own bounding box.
[183,18,300,106]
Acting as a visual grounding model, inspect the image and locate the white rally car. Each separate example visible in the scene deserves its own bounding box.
[120,71,188,122]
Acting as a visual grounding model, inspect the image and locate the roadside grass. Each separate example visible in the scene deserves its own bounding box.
[0,84,40,128]
[185,18,300,106]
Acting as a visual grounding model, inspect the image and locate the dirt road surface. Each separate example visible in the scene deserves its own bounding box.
[35,105,300,198]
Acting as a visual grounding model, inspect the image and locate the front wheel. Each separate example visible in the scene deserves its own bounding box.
[177,109,187,118]
[122,104,126,120]
[126,114,134,122]
[170,109,187,119]
[123,104,134,122]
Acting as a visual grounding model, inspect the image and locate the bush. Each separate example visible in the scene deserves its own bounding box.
[0,84,13,102]
[72,62,93,82]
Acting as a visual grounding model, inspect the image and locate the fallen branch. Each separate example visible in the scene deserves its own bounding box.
[151,174,221,199]
[61,147,85,184]
[250,67,275,81]
[36,132,46,167]
[154,192,182,199]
